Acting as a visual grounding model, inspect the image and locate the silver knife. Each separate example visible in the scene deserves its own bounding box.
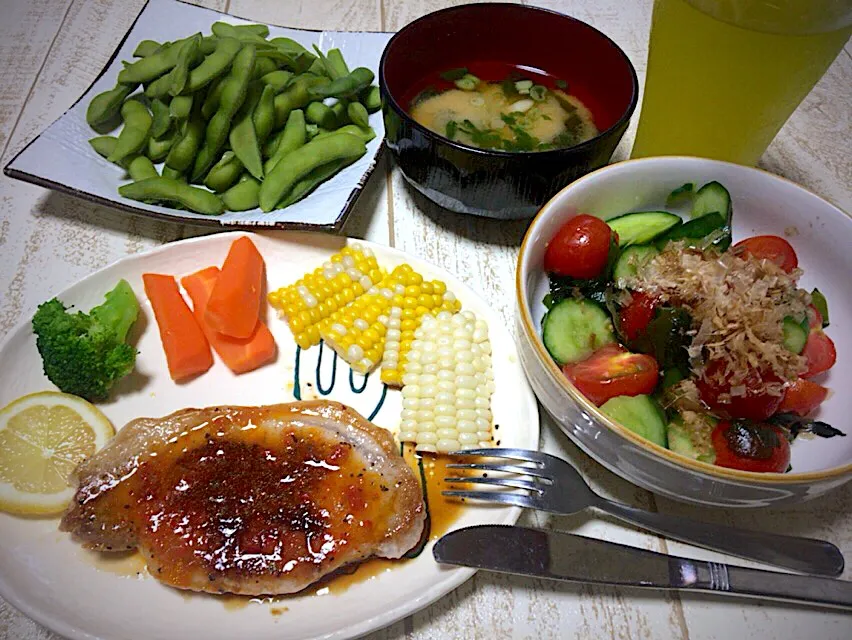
[433,525,852,611]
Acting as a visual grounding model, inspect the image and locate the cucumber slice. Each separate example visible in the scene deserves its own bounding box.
[666,182,694,207]
[811,288,829,328]
[654,211,726,250]
[691,181,733,250]
[541,298,615,365]
[782,316,808,354]
[613,245,658,282]
[606,211,682,247]
[667,418,716,463]
[599,394,667,447]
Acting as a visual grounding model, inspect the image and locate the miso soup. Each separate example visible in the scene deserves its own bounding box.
[409,66,598,152]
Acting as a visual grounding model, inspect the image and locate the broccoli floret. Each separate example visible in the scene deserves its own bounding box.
[32,279,140,402]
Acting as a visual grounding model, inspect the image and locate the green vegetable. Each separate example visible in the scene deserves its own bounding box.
[627,307,692,380]
[32,279,140,402]
[667,415,716,462]
[260,70,294,93]
[308,67,374,99]
[347,101,370,129]
[277,155,359,208]
[666,183,694,207]
[108,99,152,163]
[184,36,242,94]
[811,288,829,327]
[132,40,162,58]
[127,155,158,181]
[149,98,172,139]
[204,151,244,193]
[600,395,668,448]
[263,108,307,174]
[119,176,225,215]
[606,210,682,247]
[654,211,726,250]
[86,83,137,128]
[221,175,261,211]
[541,298,616,365]
[782,316,808,354]
[454,74,480,91]
[229,84,265,180]
[613,245,658,283]
[439,67,468,82]
[360,85,381,113]
[529,84,547,102]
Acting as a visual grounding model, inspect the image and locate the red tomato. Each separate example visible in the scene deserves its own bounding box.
[806,304,823,330]
[619,291,658,342]
[802,330,836,378]
[733,235,798,273]
[711,421,791,473]
[696,360,784,421]
[544,214,614,280]
[779,378,829,417]
[563,343,659,406]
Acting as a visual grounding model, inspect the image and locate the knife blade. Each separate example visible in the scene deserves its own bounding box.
[433,525,852,611]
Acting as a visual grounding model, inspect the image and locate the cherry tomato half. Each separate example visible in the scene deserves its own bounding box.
[711,421,791,473]
[563,343,659,406]
[544,214,614,280]
[696,359,784,421]
[779,378,829,417]
[618,291,658,342]
[806,304,823,331]
[733,235,798,273]
[802,330,836,378]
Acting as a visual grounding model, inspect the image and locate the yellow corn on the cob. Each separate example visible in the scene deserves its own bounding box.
[381,278,461,387]
[267,244,383,350]
[398,310,495,453]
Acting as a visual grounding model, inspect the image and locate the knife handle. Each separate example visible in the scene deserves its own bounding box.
[597,498,844,577]
[674,558,852,610]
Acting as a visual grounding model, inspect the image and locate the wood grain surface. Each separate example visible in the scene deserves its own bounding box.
[0,1,850,638]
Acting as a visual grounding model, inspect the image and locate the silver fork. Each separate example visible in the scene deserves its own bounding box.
[444,448,844,577]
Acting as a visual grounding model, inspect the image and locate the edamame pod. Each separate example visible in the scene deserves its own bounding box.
[146,131,176,162]
[252,56,278,80]
[229,84,264,179]
[278,156,357,209]
[211,22,276,49]
[273,74,327,127]
[119,176,224,214]
[109,99,152,163]
[253,84,276,143]
[127,155,158,181]
[258,132,365,211]
[89,135,118,159]
[183,37,242,94]
[221,176,260,211]
[165,110,205,172]
[305,101,337,129]
[161,165,185,181]
[264,108,306,174]
[204,151,243,192]
[133,40,162,58]
[308,67,374,99]
[313,123,376,143]
[347,101,370,129]
[150,98,172,138]
[117,39,183,84]
[201,76,225,119]
[192,44,256,180]
[330,100,349,126]
[168,33,202,96]
[325,48,349,80]
[86,83,136,128]
[360,85,381,113]
[169,94,193,121]
[259,70,293,93]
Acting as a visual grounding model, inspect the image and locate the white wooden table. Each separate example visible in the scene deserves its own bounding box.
[1,1,850,638]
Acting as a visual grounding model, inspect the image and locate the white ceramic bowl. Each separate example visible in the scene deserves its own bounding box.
[515,156,852,507]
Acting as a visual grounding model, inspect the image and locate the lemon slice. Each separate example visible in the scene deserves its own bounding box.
[0,391,114,515]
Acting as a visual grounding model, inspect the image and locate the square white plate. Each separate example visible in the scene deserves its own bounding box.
[3,0,392,231]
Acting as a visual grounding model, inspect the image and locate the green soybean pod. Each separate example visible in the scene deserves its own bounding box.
[308,67,374,100]
[258,132,365,211]
[109,99,152,163]
[169,94,193,121]
[89,135,119,160]
[307,57,327,78]
[117,40,182,84]
[253,84,276,143]
[347,101,370,129]
[277,156,357,209]
[127,155,158,181]
[119,176,224,215]
[199,36,218,56]
[221,175,261,211]
[264,108,307,173]
[273,74,327,127]
[360,85,381,113]
[325,48,349,80]
[150,99,172,138]
[161,165,185,180]
[262,128,285,159]
[169,33,202,96]
[86,83,136,128]
[305,101,337,129]
[260,70,293,93]
[133,40,162,58]
[229,85,264,179]
[313,123,376,144]
[201,76,225,119]
[204,151,243,192]
[192,44,256,181]
[146,131,176,162]
[330,100,349,125]
[252,56,278,80]
[166,110,205,172]
[232,24,270,37]
[184,37,242,94]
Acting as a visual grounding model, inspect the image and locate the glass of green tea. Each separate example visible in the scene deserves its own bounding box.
[631,0,852,165]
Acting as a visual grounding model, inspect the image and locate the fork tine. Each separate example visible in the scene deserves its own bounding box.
[445,476,543,492]
[441,490,537,509]
[449,448,551,464]
[445,462,552,479]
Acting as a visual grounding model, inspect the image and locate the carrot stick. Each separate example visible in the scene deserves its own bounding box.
[181,267,277,374]
[204,236,265,339]
[143,273,213,381]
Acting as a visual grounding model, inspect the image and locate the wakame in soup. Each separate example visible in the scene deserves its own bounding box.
[409,67,598,152]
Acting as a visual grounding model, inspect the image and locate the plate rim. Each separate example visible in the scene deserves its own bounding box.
[2,0,393,232]
[0,229,540,640]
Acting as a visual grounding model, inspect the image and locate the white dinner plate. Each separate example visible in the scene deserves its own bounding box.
[0,231,539,640]
[3,0,392,231]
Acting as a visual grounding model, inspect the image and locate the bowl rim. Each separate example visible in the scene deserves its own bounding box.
[516,155,852,484]
[378,2,639,159]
